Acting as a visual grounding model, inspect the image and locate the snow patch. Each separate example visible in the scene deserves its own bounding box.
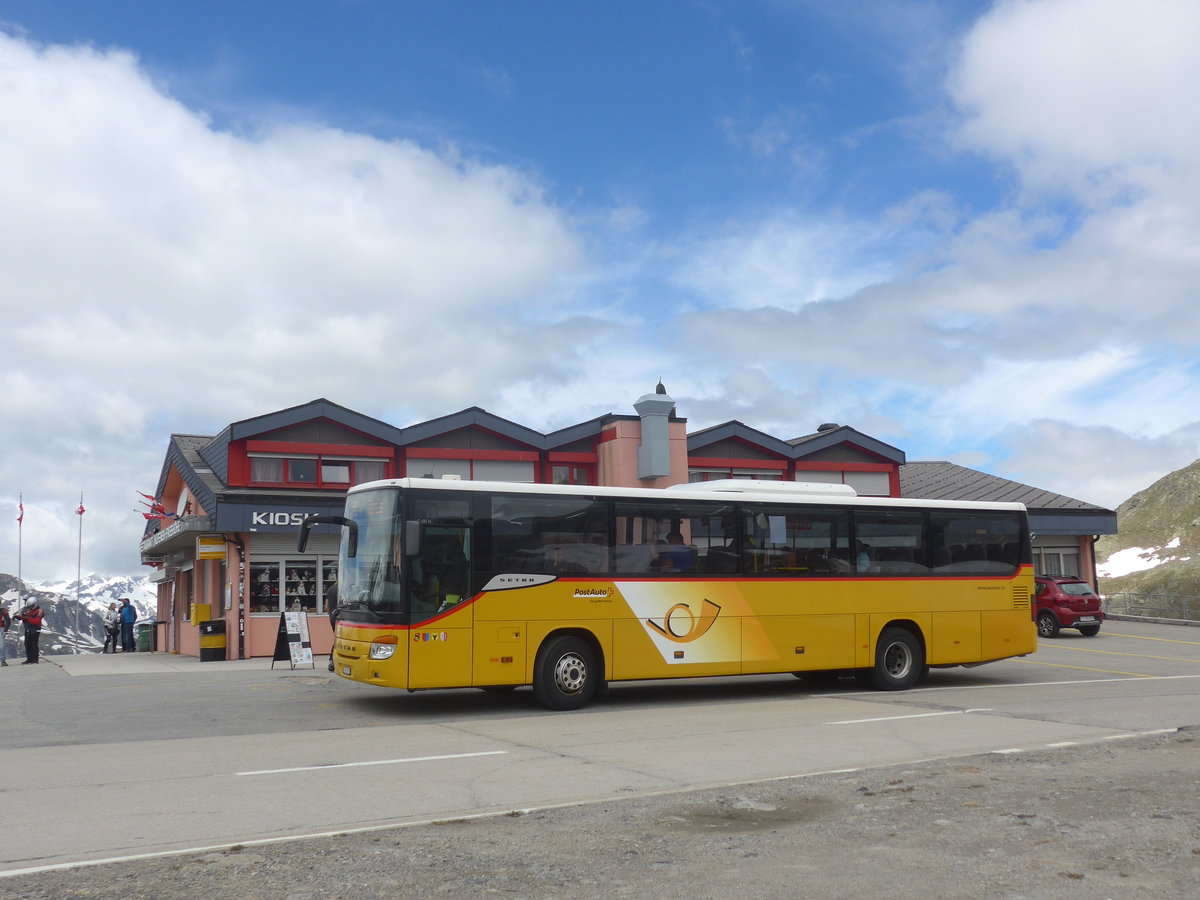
[1098,545,1175,578]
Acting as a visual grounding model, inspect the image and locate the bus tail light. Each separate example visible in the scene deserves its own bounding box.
[370,635,398,660]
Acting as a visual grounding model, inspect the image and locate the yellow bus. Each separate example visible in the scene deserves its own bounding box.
[299,478,1036,710]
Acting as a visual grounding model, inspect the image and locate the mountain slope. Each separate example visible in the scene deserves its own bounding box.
[1095,459,1200,604]
[0,573,157,654]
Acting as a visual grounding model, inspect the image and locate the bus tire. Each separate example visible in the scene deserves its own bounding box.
[533,635,598,711]
[869,626,923,691]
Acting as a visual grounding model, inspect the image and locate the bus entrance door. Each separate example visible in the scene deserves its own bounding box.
[407,527,474,688]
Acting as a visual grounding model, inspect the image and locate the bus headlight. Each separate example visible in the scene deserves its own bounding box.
[369,635,398,660]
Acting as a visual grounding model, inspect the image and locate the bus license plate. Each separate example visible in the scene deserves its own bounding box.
[1076,616,1096,623]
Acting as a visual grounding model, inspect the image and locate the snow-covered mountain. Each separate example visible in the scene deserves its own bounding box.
[0,572,157,655]
[1095,458,1200,613]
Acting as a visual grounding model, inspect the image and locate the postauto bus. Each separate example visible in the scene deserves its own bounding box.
[298,478,1036,710]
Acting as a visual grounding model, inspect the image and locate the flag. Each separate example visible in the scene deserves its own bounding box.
[16,498,22,525]
[137,491,158,502]
[137,499,178,519]
[76,502,86,516]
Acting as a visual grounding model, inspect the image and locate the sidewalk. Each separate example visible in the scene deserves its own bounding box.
[32,651,323,677]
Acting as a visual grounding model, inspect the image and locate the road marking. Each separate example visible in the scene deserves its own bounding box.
[829,709,991,725]
[236,750,507,777]
[1041,645,1200,664]
[1016,659,1155,677]
[1104,631,1200,646]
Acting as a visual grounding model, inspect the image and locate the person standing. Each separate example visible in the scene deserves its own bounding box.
[102,602,120,654]
[325,583,339,672]
[119,598,138,652]
[14,601,44,664]
[0,603,10,667]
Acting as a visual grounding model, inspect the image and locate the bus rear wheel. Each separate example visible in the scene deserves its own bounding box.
[868,627,924,691]
[534,635,598,711]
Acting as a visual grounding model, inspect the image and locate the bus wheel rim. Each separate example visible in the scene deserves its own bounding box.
[553,653,587,695]
[884,642,912,679]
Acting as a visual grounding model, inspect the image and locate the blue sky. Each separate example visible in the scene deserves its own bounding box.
[3,0,1200,579]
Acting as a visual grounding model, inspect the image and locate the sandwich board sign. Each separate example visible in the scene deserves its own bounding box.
[271,610,314,669]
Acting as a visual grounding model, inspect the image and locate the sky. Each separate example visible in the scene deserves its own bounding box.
[3,0,1200,581]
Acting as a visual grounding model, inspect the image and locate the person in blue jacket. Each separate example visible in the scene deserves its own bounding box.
[119,597,138,652]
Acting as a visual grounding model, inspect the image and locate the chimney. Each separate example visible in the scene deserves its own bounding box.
[634,380,675,480]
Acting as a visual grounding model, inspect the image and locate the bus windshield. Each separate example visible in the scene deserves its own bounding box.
[338,487,404,619]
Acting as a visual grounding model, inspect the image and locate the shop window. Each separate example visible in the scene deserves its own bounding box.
[248,558,339,614]
[249,561,281,613]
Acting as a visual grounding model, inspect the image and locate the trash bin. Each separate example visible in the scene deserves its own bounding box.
[199,619,227,662]
[135,621,157,652]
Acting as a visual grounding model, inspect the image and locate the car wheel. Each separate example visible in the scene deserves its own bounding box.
[1077,624,1101,637]
[533,635,597,710]
[1036,611,1060,638]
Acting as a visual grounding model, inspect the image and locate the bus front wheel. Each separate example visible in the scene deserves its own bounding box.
[869,627,924,691]
[533,636,598,711]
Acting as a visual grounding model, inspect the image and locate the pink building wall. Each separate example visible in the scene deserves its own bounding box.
[598,420,690,489]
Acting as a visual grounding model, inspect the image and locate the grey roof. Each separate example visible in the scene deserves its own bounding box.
[789,425,905,464]
[229,398,407,444]
[899,461,1104,508]
[900,461,1117,535]
[688,421,795,457]
[398,406,548,448]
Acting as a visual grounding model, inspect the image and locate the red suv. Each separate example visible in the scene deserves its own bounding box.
[1034,575,1104,638]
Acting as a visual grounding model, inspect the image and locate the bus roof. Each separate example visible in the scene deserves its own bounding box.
[347,477,1029,514]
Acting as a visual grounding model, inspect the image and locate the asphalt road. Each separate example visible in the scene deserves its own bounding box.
[1,619,1198,898]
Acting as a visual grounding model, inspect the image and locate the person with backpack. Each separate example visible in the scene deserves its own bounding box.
[0,604,10,667]
[14,601,44,664]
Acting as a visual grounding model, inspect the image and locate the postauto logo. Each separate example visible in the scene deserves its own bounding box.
[646,598,721,643]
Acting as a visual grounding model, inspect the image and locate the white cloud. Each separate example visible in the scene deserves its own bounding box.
[950,0,1200,199]
[0,31,582,579]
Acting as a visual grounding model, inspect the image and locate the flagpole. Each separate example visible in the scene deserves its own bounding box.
[16,493,22,591]
[75,492,84,655]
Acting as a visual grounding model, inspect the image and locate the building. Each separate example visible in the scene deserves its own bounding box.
[140,387,1116,659]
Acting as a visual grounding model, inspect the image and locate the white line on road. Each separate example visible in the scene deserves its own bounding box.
[236,750,507,777]
[828,709,992,725]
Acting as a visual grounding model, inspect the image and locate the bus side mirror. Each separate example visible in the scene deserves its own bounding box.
[297,514,358,557]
